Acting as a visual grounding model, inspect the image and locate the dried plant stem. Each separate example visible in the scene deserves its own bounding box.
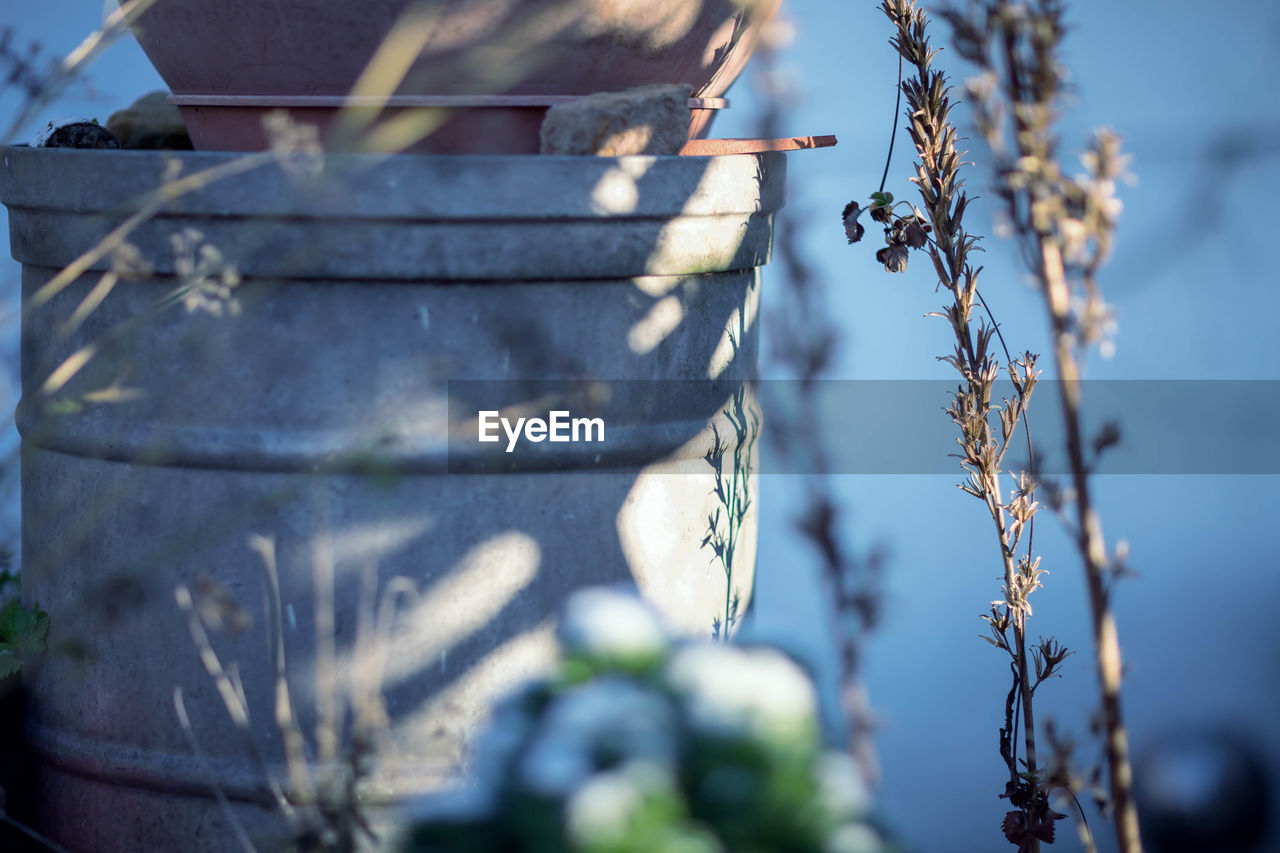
[175,581,296,816]
[173,687,260,853]
[944,1,1142,848]
[863,4,1075,848]
[878,53,903,194]
[963,314,1039,785]
[1003,520,1038,776]
[1041,239,1141,852]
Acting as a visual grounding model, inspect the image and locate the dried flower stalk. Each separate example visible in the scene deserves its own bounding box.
[843,1,1142,848]
[847,1,1138,850]
[944,2,1141,851]
[874,3,1063,846]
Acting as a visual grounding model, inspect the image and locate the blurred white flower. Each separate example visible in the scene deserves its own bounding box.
[558,586,668,667]
[565,760,674,846]
[519,678,677,797]
[664,643,817,744]
[816,751,871,822]
[826,822,886,853]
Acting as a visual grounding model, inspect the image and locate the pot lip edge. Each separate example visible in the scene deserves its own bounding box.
[0,143,781,165]
[165,94,731,110]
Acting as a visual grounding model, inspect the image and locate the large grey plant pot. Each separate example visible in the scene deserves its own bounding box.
[0,146,779,850]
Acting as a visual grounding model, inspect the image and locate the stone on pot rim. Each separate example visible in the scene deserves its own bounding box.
[540,84,694,156]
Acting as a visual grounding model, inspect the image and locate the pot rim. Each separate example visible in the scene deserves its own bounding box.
[167,94,730,110]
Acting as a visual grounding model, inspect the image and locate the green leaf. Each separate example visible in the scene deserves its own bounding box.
[869,191,894,207]
[1,597,45,641]
[0,599,50,678]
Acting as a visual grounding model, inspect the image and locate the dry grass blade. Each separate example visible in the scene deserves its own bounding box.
[173,687,260,853]
[246,534,314,812]
[175,581,295,817]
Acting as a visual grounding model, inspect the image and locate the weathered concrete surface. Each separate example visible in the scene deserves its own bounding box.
[1,147,781,851]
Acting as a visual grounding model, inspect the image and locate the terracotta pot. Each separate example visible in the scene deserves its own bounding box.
[125,0,781,152]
